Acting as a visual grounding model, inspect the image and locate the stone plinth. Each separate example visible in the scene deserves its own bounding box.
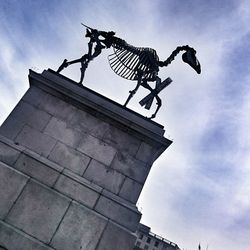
[0,69,172,250]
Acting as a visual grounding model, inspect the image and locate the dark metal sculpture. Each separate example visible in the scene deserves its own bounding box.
[57,24,201,119]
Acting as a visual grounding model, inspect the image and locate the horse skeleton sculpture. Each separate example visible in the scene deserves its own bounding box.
[57,24,201,119]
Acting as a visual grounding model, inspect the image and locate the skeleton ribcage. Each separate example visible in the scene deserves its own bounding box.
[108,38,159,81]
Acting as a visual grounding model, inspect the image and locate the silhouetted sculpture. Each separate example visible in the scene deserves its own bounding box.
[57,24,201,119]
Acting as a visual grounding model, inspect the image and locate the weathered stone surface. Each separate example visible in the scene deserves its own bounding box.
[40,69,169,139]
[62,169,103,193]
[0,70,171,250]
[96,221,136,250]
[119,177,143,203]
[15,125,57,157]
[54,175,99,208]
[44,117,82,148]
[6,180,70,243]
[77,134,117,166]
[111,152,150,183]
[0,221,53,250]
[14,153,60,187]
[51,201,107,250]
[0,141,20,166]
[38,93,77,122]
[23,148,63,172]
[136,141,156,163]
[103,125,141,156]
[37,92,65,116]
[0,101,51,140]
[83,159,125,194]
[94,195,141,231]
[12,101,51,131]
[22,86,47,107]
[0,115,25,140]
[69,108,110,138]
[0,163,29,219]
[48,142,90,175]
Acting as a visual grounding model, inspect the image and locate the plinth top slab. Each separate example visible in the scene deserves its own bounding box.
[28,69,172,149]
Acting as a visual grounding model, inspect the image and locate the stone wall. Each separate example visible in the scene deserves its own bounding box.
[0,69,172,250]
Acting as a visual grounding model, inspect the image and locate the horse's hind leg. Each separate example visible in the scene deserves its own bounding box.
[124,74,142,106]
[139,78,162,119]
[150,95,162,119]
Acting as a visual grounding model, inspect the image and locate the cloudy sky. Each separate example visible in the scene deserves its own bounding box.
[0,1,250,249]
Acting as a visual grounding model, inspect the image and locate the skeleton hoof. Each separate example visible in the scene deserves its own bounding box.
[57,59,68,73]
[146,114,155,120]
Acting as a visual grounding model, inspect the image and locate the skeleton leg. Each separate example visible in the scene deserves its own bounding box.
[78,54,90,84]
[57,59,69,73]
[140,79,155,106]
[57,56,85,72]
[140,79,162,119]
[124,75,142,106]
[57,54,90,84]
[150,95,162,119]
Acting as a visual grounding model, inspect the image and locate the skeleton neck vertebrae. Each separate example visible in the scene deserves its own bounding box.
[57,24,201,119]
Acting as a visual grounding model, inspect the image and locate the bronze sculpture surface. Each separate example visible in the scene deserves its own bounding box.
[57,24,201,119]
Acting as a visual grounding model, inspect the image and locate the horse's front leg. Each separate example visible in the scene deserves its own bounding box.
[78,54,90,84]
[57,54,90,84]
[57,59,69,73]
[57,56,86,73]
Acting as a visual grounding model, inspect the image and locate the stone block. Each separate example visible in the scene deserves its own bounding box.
[62,169,103,193]
[119,177,143,203]
[0,141,21,166]
[111,152,150,183]
[0,115,25,140]
[14,153,60,187]
[136,141,157,163]
[22,86,47,107]
[6,180,71,243]
[37,92,64,116]
[94,195,141,231]
[51,201,107,250]
[103,125,141,156]
[0,163,29,219]
[96,221,136,250]
[12,101,51,131]
[38,93,77,122]
[54,175,99,208]
[69,108,110,138]
[48,142,90,175]
[28,107,52,132]
[15,125,57,157]
[44,117,82,148]
[0,221,53,250]
[83,160,125,194]
[22,148,63,172]
[0,100,51,140]
[77,134,116,166]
